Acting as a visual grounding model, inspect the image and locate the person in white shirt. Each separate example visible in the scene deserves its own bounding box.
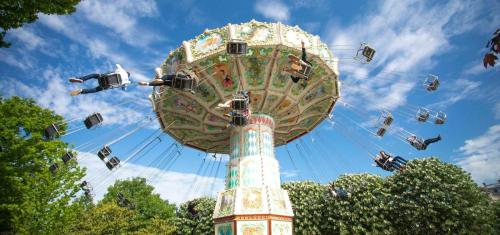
[69,64,131,96]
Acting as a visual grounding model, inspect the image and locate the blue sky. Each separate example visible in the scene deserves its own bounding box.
[1,0,499,204]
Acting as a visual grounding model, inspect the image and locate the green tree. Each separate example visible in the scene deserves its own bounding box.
[282,181,327,235]
[71,203,143,235]
[494,200,500,234]
[0,96,85,233]
[0,0,81,48]
[175,197,216,235]
[324,174,393,234]
[101,177,177,221]
[386,157,495,234]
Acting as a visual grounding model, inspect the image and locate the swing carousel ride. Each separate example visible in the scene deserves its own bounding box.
[150,20,339,235]
[46,19,449,235]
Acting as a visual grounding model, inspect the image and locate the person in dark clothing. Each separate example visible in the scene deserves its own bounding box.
[70,64,130,96]
[373,152,394,172]
[407,134,441,150]
[139,67,198,91]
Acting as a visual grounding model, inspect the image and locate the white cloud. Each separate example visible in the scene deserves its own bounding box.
[9,28,44,50]
[328,0,484,111]
[37,14,153,82]
[77,151,224,204]
[429,78,481,109]
[456,124,500,184]
[495,102,500,119]
[281,170,298,179]
[255,0,290,22]
[0,68,149,126]
[77,0,161,47]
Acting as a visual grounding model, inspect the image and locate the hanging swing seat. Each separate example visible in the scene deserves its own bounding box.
[424,74,440,92]
[416,108,430,122]
[172,70,198,92]
[98,74,122,89]
[97,145,112,161]
[106,156,120,170]
[434,111,446,125]
[355,43,376,63]
[376,127,387,137]
[231,96,249,111]
[232,113,249,126]
[379,111,394,126]
[287,55,313,80]
[84,113,103,129]
[49,163,59,174]
[61,152,74,164]
[226,41,248,55]
[44,123,61,140]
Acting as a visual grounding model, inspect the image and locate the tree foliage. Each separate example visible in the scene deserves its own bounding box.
[175,197,216,235]
[324,174,393,234]
[0,96,85,233]
[71,202,143,235]
[386,158,495,234]
[282,181,326,235]
[0,0,81,48]
[101,177,177,222]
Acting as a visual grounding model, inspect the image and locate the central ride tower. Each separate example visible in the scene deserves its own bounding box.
[213,114,294,234]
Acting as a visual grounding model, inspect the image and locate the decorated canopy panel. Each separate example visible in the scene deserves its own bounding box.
[153,20,340,153]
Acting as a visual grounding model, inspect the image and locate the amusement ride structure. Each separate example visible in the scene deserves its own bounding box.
[150,20,340,234]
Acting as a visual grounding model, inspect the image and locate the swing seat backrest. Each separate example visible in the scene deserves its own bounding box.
[227,42,248,55]
[84,113,104,129]
[172,74,195,91]
[362,46,376,61]
[98,74,122,88]
[376,127,387,137]
[106,156,120,170]
[62,152,74,164]
[232,114,248,126]
[231,98,248,111]
[49,163,59,173]
[97,146,112,161]
[383,115,394,126]
[44,123,61,140]
[416,110,430,122]
[298,63,313,78]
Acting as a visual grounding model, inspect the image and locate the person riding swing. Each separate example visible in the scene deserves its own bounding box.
[139,67,199,92]
[69,64,131,96]
[285,41,313,84]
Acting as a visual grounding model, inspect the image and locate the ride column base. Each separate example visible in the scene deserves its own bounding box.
[213,114,294,235]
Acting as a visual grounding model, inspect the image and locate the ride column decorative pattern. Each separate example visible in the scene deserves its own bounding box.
[213,114,294,235]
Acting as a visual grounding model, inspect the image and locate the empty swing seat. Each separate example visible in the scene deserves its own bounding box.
[44,123,61,140]
[226,42,248,55]
[376,127,387,137]
[231,98,248,111]
[84,113,103,129]
[106,156,121,170]
[416,108,430,122]
[61,152,74,164]
[362,46,376,62]
[355,43,376,63]
[98,74,122,89]
[97,145,112,161]
[232,114,248,126]
[383,115,394,126]
[49,163,59,174]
